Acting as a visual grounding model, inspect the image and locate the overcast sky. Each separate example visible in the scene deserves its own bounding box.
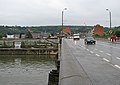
[0,0,120,27]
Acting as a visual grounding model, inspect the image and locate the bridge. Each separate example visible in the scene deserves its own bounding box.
[59,38,120,85]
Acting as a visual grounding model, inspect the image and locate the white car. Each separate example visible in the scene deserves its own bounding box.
[73,34,80,40]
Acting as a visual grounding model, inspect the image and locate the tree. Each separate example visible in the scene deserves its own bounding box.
[0,33,2,39]
[114,30,120,37]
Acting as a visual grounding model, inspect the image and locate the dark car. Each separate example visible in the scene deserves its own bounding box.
[84,37,96,45]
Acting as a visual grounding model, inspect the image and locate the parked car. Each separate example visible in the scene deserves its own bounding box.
[84,37,96,45]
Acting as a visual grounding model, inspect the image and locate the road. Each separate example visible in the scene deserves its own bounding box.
[61,38,120,85]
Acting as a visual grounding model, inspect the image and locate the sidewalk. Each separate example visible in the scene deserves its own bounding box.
[97,38,120,44]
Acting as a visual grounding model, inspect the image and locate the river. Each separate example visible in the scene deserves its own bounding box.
[0,55,56,85]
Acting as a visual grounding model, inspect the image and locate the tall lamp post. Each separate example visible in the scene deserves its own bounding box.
[106,9,112,30]
[62,8,67,34]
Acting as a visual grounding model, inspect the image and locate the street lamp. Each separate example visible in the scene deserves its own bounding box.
[106,9,112,30]
[62,8,67,34]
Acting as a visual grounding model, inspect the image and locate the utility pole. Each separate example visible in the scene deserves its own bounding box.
[106,9,112,31]
[61,8,67,34]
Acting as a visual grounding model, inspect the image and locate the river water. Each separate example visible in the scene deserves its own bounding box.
[0,55,56,85]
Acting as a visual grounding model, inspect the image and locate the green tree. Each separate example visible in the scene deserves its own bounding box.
[0,33,2,39]
[114,30,120,37]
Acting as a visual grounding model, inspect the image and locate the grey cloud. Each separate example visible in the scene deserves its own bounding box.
[0,0,120,27]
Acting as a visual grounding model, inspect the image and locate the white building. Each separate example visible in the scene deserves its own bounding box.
[7,34,14,39]
[14,41,21,48]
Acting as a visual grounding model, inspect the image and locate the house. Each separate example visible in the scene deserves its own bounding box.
[6,34,14,39]
[31,33,42,39]
[63,27,71,38]
[92,24,104,36]
[31,32,49,39]
[20,34,26,39]
[63,27,71,34]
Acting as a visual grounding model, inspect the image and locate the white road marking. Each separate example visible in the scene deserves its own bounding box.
[100,51,103,52]
[96,54,100,56]
[109,63,114,67]
[106,53,111,56]
[86,49,89,51]
[90,51,94,54]
[114,65,120,69]
[75,41,77,45]
[116,57,120,60]
[103,58,110,62]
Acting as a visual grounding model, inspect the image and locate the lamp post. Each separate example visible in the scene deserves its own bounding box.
[106,9,112,30]
[62,8,67,34]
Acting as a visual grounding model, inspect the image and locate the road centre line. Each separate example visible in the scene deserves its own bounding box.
[114,65,120,69]
[100,50,103,52]
[116,57,120,60]
[79,45,85,49]
[103,58,110,62]
[96,54,100,56]
[106,53,111,56]
[90,51,94,54]
[86,49,89,51]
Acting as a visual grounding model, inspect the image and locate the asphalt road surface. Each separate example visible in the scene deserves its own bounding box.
[61,38,120,85]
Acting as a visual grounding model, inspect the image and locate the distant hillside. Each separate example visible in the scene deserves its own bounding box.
[0,26,27,35]
[29,26,94,34]
[0,25,110,37]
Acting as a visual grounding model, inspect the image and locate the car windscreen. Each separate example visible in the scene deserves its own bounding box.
[87,37,94,40]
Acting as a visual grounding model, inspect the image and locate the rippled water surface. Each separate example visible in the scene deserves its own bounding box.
[0,55,56,85]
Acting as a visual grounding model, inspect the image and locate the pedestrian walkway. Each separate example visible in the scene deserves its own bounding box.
[97,38,120,44]
[59,39,92,85]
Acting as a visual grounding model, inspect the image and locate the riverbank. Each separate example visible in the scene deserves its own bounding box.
[0,48,58,55]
